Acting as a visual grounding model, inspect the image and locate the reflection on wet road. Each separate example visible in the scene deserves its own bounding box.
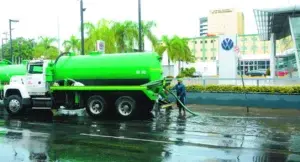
[0,106,300,162]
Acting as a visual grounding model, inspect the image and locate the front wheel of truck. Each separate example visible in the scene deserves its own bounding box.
[5,95,25,116]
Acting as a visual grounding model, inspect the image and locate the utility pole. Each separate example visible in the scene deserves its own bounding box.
[9,19,19,63]
[80,0,86,55]
[138,0,143,52]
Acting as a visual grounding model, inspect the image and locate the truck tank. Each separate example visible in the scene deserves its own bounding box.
[51,52,163,86]
[0,60,28,84]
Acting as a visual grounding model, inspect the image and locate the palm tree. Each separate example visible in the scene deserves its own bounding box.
[63,35,80,53]
[84,19,117,54]
[38,36,57,49]
[33,36,58,59]
[112,20,138,53]
[173,37,195,73]
[155,35,194,75]
[155,35,176,76]
[142,21,158,50]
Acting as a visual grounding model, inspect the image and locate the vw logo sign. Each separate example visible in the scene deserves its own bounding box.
[221,38,234,51]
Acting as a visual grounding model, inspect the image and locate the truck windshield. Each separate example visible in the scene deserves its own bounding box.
[28,64,43,74]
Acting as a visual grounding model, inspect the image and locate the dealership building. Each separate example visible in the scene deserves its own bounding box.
[161,8,296,78]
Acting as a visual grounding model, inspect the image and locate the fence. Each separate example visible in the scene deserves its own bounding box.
[168,77,300,87]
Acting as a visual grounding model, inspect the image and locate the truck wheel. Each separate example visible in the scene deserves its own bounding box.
[115,96,136,118]
[5,95,25,116]
[86,95,108,118]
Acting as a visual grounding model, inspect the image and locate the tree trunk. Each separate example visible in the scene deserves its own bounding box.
[168,59,170,76]
[178,61,181,75]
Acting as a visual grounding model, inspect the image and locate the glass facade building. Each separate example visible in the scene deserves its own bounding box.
[253,5,300,78]
[238,60,270,75]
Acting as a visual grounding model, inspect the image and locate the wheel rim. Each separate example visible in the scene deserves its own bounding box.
[9,99,21,113]
[89,100,104,115]
[117,100,133,116]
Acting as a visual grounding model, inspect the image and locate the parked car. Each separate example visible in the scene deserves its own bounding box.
[192,72,202,78]
[276,70,289,76]
[246,69,267,77]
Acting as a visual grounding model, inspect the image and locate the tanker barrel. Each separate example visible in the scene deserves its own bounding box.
[51,52,163,86]
[0,59,12,65]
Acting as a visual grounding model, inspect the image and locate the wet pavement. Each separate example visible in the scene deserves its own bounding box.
[0,105,300,162]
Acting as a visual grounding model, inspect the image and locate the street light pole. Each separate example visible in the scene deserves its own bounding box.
[9,19,19,63]
[80,0,86,55]
[9,20,12,62]
[138,0,143,52]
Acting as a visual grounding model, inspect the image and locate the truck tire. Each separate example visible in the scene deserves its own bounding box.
[5,95,25,116]
[86,95,108,118]
[115,96,136,119]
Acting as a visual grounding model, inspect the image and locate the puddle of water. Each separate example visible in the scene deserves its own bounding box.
[0,105,299,161]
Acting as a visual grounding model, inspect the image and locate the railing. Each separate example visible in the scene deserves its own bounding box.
[168,77,300,87]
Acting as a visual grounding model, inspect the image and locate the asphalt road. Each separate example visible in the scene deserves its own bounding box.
[0,105,300,162]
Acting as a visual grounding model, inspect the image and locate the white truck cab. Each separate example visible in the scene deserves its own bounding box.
[24,60,49,96]
[3,59,52,115]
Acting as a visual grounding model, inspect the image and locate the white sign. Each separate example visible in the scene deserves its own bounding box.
[96,40,105,53]
[234,46,240,54]
[211,9,233,14]
[218,35,238,85]
[234,46,241,59]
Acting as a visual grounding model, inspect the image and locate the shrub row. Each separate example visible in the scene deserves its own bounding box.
[180,85,300,94]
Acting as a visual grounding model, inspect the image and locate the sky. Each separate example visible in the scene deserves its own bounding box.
[0,0,299,51]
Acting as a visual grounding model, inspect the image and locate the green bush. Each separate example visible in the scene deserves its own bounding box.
[266,68,270,76]
[176,74,185,78]
[168,85,300,95]
[165,76,174,78]
[179,67,196,77]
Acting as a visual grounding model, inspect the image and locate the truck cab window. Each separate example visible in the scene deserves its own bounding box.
[28,64,43,74]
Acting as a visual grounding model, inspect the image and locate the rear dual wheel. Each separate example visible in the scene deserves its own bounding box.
[86,95,137,119]
[115,96,136,119]
[86,95,108,118]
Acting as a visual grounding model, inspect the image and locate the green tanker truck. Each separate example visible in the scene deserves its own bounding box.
[3,51,166,119]
[0,59,28,99]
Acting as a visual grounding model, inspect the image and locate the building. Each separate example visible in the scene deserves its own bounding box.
[199,17,208,37]
[161,33,294,77]
[207,8,245,35]
[161,7,297,78]
[253,5,300,78]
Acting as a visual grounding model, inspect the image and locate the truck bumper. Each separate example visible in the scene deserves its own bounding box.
[22,98,31,107]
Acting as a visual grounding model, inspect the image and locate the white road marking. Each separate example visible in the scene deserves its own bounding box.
[80,133,173,144]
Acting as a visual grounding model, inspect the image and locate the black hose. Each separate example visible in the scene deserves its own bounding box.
[164,89,199,116]
[54,52,71,65]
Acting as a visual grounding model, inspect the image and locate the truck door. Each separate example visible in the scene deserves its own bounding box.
[25,63,47,96]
